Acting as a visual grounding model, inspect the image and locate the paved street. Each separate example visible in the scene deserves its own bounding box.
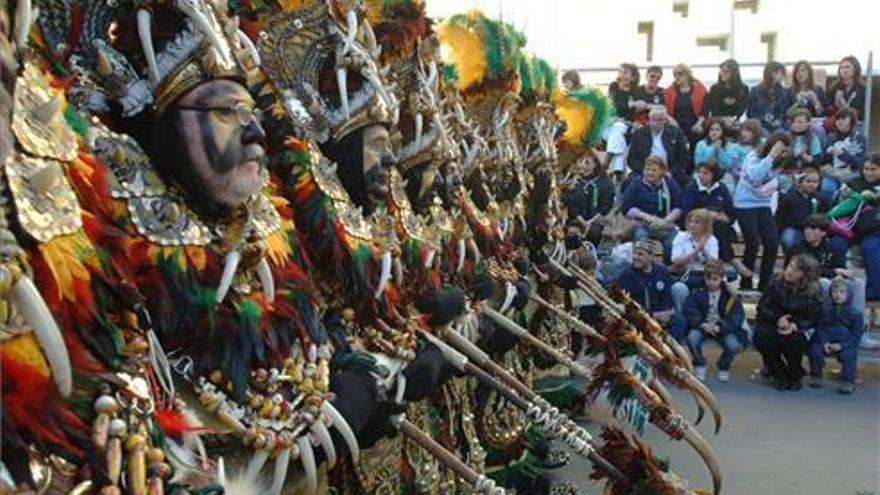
[553,364,880,494]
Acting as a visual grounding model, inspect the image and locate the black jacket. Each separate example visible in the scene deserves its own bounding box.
[775,189,828,230]
[563,175,615,221]
[788,238,844,279]
[707,82,749,118]
[756,276,821,332]
[627,124,690,186]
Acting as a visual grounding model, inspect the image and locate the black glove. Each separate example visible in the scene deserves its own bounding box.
[415,287,466,327]
[329,368,380,441]
[402,343,455,401]
[554,274,579,291]
[472,273,497,302]
[513,278,531,310]
[356,400,407,448]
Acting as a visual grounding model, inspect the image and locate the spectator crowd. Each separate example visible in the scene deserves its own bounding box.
[560,56,878,395]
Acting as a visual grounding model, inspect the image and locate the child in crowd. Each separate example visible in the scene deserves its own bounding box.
[809,278,863,394]
[819,108,866,202]
[681,160,751,277]
[776,166,828,254]
[694,119,737,176]
[788,215,848,279]
[783,108,822,192]
[727,118,764,189]
[683,259,746,382]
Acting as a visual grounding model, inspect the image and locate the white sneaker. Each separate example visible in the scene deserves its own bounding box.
[859,333,880,350]
[718,371,731,383]
[694,366,707,381]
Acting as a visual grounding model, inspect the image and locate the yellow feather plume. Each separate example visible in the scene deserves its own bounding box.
[437,13,487,91]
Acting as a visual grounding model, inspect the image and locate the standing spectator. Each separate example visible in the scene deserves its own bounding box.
[788,60,827,118]
[776,165,827,255]
[627,106,690,185]
[664,63,708,152]
[748,61,792,133]
[819,108,866,201]
[809,278,863,394]
[706,59,749,124]
[734,132,790,290]
[684,259,746,382]
[754,254,822,391]
[694,118,737,174]
[827,55,866,121]
[605,63,639,180]
[622,155,682,258]
[828,154,880,304]
[609,63,640,122]
[562,150,614,246]
[787,108,822,170]
[616,239,684,340]
[633,65,665,126]
[562,69,583,91]
[727,118,765,188]
[681,160,749,277]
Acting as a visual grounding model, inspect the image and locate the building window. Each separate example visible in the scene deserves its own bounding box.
[637,21,654,61]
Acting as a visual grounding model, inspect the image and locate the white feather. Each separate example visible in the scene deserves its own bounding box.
[336,68,350,120]
[215,250,241,304]
[375,250,392,299]
[322,402,359,463]
[256,258,275,303]
[137,9,160,85]
[296,435,318,495]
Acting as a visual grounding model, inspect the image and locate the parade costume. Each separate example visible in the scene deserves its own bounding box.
[1,1,727,494]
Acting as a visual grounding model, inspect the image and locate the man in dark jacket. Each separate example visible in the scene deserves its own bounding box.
[683,260,746,382]
[627,106,691,186]
[788,215,848,279]
[615,240,685,340]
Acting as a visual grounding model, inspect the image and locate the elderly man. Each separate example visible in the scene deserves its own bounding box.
[627,105,691,186]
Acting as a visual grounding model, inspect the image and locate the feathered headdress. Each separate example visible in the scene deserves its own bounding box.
[553,86,615,169]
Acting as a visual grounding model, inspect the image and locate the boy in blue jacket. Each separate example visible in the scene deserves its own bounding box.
[616,239,686,340]
[683,259,747,382]
[809,277,864,394]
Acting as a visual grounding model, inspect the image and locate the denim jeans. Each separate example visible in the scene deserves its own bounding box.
[828,233,880,302]
[780,227,804,255]
[735,207,779,290]
[687,329,743,371]
[819,176,840,205]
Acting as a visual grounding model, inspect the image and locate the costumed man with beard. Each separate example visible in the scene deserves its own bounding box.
[0,0,392,493]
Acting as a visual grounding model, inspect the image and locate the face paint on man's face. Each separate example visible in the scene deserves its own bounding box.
[174,80,266,208]
[361,124,391,207]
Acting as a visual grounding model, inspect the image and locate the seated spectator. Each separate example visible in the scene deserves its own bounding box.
[706,59,749,124]
[616,239,684,340]
[734,132,790,290]
[682,160,749,277]
[787,108,822,172]
[562,150,614,246]
[627,106,690,186]
[819,107,866,202]
[670,208,719,315]
[664,63,708,152]
[683,259,746,382]
[748,61,792,133]
[776,165,827,254]
[622,155,682,258]
[605,63,639,178]
[809,277,863,395]
[827,55,866,121]
[609,63,639,122]
[694,118,737,174]
[561,69,583,91]
[754,254,822,391]
[788,215,848,280]
[789,60,827,118]
[632,65,665,126]
[827,154,880,305]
